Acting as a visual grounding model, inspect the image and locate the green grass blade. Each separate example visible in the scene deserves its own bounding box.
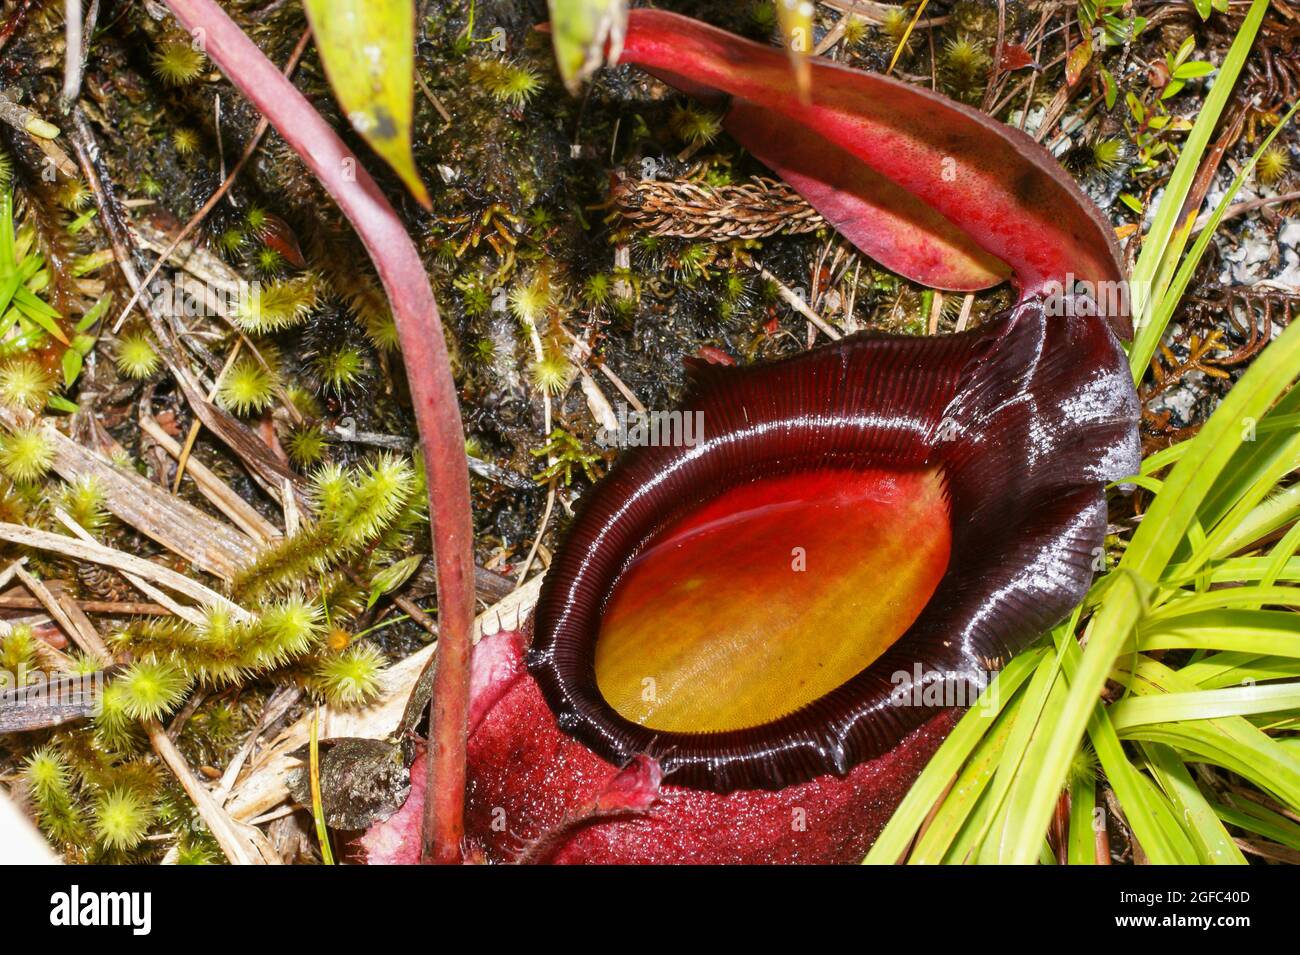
[1130,97,1299,377]
[1145,585,1300,618]
[980,641,1072,863]
[1212,799,1300,851]
[1066,777,1097,864]
[1110,682,1300,729]
[862,647,1045,864]
[908,700,1019,863]
[1142,742,1246,864]
[1180,653,1300,689]
[1127,0,1271,355]
[1054,623,1197,862]
[1213,483,1300,559]
[1119,658,1300,808]
[1140,609,1300,657]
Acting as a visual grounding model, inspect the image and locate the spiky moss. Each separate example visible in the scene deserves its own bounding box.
[1064,137,1129,177]
[231,275,319,334]
[1257,145,1292,186]
[583,273,613,309]
[1092,138,1128,173]
[879,7,911,43]
[65,651,103,676]
[56,179,92,212]
[831,13,865,46]
[189,700,243,748]
[293,249,396,350]
[93,787,155,852]
[297,298,377,388]
[669,242,718,283]
[230,455,420,603]
[93,683,137,751]
[456,274,492,317]
[0,480,31,527]
[0,357,55,411]
[24,746,86,845]
[113,597,323,686]
[312,344,370,395]
[508,278,552,324]
[0,423,54,484]
[243,204,271,240]
[529,345,572,396]
[471,58,543,106]
[216,226,245,258]
[174,839,218,865]
[470,337,496,365]
[283,385,322,420]
[669,105,724,149]
[55,474,111,535]
[252,245,286,278]
[216,354,280,416]
[355,295,399,352]
[171,128,200,156]
[940,35,991,102]
[286,424,329,468]
[320,14,809,606]
[25,746,71,804]
[115,659,190,720]
[114,330,160,379]
[311,642,387,708]
[0,623,38,683]
[151,41,207,85]
[1066,743,1100,791]
[31,718,170,858]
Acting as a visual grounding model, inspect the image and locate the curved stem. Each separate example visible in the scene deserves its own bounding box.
[162,0,475,864]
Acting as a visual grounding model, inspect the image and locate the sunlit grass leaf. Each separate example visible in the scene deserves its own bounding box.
[302,0,430,208]
[978,643,1072,863]
[1118,657,1300,808]
[863,647,1045,863]
[1141,742,1244,864]
[1213,798,1300,851]
[1130,99,1299,378]
[909,704,1016,863]
[1111,683,1300,730]
[1053,626,1197,863]
[1127,0,1273,369]
[1066,774,1097,864]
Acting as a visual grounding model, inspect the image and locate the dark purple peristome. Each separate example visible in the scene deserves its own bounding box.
[530,298,1140,793]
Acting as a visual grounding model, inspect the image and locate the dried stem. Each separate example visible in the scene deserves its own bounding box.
[160,0,476,864]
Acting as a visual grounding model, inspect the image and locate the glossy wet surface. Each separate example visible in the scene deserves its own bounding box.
[595,467,951,732]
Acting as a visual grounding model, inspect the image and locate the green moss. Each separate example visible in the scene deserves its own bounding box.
[216,354,280,416]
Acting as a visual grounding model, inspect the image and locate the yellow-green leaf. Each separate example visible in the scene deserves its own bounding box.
[302,0,430,207]
[547,0,627,94]
[775,0,813,98]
